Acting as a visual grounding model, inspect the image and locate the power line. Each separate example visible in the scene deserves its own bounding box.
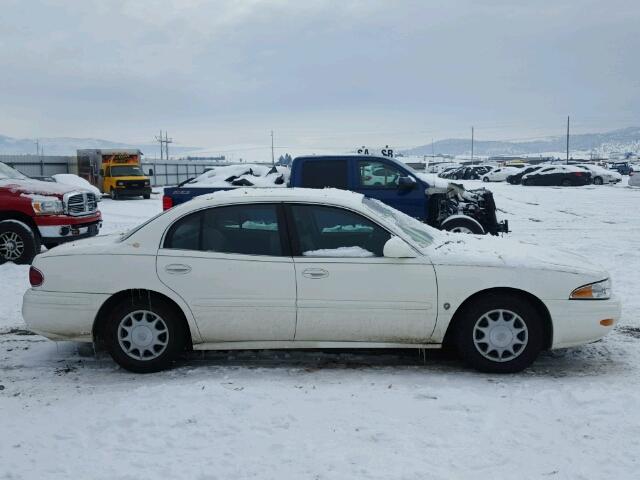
[155,130,174,160]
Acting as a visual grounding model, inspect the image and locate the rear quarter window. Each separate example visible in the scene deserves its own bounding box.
[300,160,348,189]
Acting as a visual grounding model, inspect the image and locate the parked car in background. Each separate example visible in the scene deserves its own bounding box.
[482,166,521,182]
[0,162,101,264]
[23,188,619,374]
[507,166,543,185]
[608,162,633,176]
[574,164,622,185]
[521,165,592,186]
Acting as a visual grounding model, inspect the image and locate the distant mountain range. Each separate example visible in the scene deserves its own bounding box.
[401,127,640,157]
[0,134,194,157]
[2,126,639,159]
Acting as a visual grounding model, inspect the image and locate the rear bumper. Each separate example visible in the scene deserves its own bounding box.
[22,289,108,341]
[547,296,621,349]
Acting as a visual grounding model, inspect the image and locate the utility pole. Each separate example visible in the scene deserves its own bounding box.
[431,138,435,159]
[155,130,164,160]
[271,130,275,166]
[566,116,570,165]
[471,126,475,163]
[155,130,173,161]
[165,131,173,160]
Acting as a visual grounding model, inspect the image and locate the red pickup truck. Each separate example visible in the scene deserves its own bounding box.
[0,162,102,264]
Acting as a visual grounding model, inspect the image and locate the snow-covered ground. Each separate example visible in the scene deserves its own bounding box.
[1,181,640,479]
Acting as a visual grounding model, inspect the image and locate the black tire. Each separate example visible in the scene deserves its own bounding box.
[104,296,186,373]
[143,193,151,199]
[561,179,572,187]
[522,178,530,186]
[593,176,603,185]
[454,293,544,373]
[110,188,118,200]
[482,177,489,182]
[441,216,485,234]
[0,220,40,265]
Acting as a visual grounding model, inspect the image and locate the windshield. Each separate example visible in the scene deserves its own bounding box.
[0,162,27,180]
[362,197,437,248]
[110,165,144,177]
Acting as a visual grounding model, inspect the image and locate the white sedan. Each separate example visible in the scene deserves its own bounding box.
[574,164,622,185]
[481,166,522,182]
[23,188,620,373]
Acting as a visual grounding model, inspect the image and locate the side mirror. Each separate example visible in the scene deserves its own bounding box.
[148,168,154,176]
[398,176,416,190]
[383,236,416,258]
[99,169,104,177]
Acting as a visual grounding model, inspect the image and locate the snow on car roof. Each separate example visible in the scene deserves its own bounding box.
[186,187,366,209]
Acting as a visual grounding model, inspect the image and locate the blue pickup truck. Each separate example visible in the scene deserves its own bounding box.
[163,155,508,235]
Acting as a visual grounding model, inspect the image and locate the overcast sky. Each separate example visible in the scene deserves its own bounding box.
[1,0,639,158]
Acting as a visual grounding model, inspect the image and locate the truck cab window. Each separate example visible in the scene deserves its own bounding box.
[300,160,348,189]
[358,161,402,188]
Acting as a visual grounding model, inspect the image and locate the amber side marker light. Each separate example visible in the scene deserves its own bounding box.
[600,319,614,327]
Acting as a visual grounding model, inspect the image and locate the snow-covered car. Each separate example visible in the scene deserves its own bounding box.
[521,165,591,186]
[481,167,521,182]
[574,165,622,185]
[51,174,103,199]
[23,188,620,374]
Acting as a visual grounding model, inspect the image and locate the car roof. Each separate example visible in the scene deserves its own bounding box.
[179,187,366,212]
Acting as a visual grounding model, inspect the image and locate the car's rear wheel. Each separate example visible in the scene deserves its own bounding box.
[561,179,572,187]
[105,297,186,373]
[482,177,489,182]
[454,294,544,373]
[593,176,603,185]
[0,220,40,265]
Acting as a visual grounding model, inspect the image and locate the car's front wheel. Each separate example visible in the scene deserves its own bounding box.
[105,297,186,373]
[454,294,544,373]
[593,176,603,185]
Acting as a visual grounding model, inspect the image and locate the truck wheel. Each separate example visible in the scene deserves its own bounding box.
[143,193,151,199]
[104,296,186,373]
[441,216,485,235]
[453,293,544,373]
[0,220,40,265]
[110,189,118,200]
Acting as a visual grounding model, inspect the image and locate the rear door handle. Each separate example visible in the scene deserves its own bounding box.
[302,268,329,279]
[165,264,192,274]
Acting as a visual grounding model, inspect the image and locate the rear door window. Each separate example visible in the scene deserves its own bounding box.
[300,160,348,189]
[165,204,285,256]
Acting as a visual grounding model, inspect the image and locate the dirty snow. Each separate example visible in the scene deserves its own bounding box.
[1,179,640,479]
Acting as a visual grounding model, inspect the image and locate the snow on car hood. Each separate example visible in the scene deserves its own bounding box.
[427,234,607,277]
[0,177,79,198]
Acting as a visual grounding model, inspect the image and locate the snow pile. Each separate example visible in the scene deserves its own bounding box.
[52,174,102,198]
[187,164,290,188]
[303,246,375,257]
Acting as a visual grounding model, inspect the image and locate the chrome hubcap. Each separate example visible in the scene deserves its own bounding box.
[0,232,24,261]
[118,310,169,361]
[473,309,528,362]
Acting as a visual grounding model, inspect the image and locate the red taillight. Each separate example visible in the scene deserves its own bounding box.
[573,172,583,176]
[162,195,173,211]
[29,266,44,287]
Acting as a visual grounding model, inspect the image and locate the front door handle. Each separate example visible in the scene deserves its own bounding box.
[165,264,192,275]
[302,268,329,279]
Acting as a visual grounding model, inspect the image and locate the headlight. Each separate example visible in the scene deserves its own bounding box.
[32,198,63,215]
[116,181,125,186]
[570,278,611,300]
[144,180,150,186]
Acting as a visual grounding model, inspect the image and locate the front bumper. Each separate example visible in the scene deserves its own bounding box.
[115,186,152,196]
[547,296,621,349]
[36,213,102,244]
[22,289,109,341]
